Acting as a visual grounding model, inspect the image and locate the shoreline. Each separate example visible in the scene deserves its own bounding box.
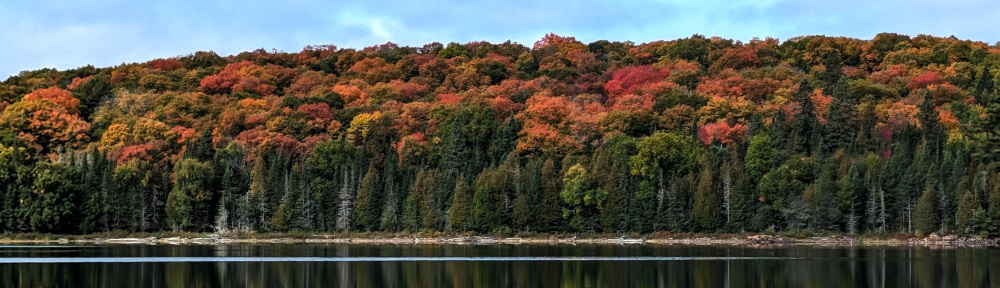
[1,232,997,247]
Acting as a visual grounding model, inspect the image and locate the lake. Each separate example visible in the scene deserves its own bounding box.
[1,243,998,287]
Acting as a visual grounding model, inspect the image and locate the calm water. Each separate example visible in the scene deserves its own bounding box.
[1,243,999,287]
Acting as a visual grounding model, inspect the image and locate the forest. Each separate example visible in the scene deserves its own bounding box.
[2,33,1000,236]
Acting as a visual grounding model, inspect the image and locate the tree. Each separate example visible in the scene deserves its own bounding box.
[821,50,842,95]
[0,96,89,156]
[975,66,994,105]
[165,158,215,231]
[837,163,863,233]
[630,132,702,182]
[448,176,473,231]
[744,133,776,182]
[790,78,818,155]
[412,168,442,230]
[692,162,721,231]
[825,78,856,152]
[956,190,978,233]
[560,164,604,232]
[19,161,82,233]
[914,186,939,235]
[354,162,382,231]
[536,159,564,232]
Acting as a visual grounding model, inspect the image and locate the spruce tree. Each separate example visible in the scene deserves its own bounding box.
[956,190,978,233]
[692,162,720,231]
[826,78,856,153]
[914,186,939,235]
[975,66,994,105]
[448,176,473,231]
[536,159,564,232]
[791,78,818,155]
[821,49,843,95]
[353,162,381,231]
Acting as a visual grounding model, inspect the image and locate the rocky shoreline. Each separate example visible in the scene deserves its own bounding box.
[1,233,997,247]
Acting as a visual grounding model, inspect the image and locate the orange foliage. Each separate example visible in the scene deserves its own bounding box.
[24,87,80,114]
[333,84,367,105]
[812,91,832,124]
[436,93,464,106]
[67,76,93,90]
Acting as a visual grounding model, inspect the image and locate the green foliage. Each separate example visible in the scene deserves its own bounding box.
[826,78,856,153]
[913,185,939,236]
[692,162,721,231]
[956,190,978,233]
[560,164,604,232]
[744,133,776,183]
[354,162,382,231]
[448,176,473,231]
[166,158,215,231]
[630,132,702,179]
[21,161,82,233]
[536,159,564,232]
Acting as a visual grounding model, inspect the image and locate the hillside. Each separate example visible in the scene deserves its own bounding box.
[1,33,998,236]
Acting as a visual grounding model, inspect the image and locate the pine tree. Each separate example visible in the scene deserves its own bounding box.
[821,49,843,95]
[791,78,818,155]
[413,168,441,230]
[838,163,862,233]
[448,176,473,231]
[353,162,381,231]
[914,186,939,235]
[536,159,564,232]
[956,190,978,233]
[826,78,856,153]
[975,66,994,105]
[692,162,720,231]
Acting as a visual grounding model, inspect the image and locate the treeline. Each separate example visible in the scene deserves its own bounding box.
[2,33,1000,236]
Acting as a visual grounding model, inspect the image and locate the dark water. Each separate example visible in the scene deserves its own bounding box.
[1,244,999,287]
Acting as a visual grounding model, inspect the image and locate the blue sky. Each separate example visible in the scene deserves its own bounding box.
[2,0,999,78]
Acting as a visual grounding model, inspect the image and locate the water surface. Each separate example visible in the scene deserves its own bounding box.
[1,243,998,287]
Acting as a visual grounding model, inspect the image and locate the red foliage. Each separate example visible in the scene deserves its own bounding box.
[698,121,748,146]
[388,80,429,101]
[907,71,942,90]
[604,65,670,102]
[297,102,334,121]
[146,58,183,71]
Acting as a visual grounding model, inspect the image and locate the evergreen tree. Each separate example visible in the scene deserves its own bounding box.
[821,49,843,95]
[956,190,978,233]
[354,162,381,231]
[914,186,939,235]
[825,78,856,153]
[536,159,564,232]
[449,176,473,231]
[692,161,721,231]
[837,163,863,233]
[790,78,818,155]
[975,66,994,105]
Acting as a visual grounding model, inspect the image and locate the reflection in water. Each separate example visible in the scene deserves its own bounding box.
[0,244,999,287]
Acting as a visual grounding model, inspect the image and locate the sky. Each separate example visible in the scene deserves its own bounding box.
[2,0,999,79]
